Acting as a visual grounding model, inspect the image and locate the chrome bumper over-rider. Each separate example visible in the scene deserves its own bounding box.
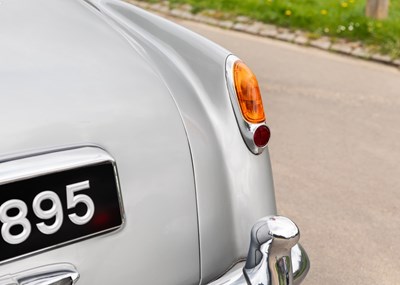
[210,216,310,285]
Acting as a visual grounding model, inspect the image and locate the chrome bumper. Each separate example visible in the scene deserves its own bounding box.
[209,216,310,285]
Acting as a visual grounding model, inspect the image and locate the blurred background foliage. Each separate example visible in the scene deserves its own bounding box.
[157,0,400,58]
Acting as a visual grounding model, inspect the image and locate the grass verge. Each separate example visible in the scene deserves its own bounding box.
[148,0,400,58]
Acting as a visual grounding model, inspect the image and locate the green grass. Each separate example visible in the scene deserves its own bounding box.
[159,0,400,58]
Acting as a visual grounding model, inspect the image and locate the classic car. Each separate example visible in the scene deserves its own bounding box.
[0,0,309,284]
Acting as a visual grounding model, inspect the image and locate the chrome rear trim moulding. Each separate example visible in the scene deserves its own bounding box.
[0,263,79,285]
[0,147,118,186]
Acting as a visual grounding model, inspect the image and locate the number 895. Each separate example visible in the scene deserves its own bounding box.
[0,180,94,245]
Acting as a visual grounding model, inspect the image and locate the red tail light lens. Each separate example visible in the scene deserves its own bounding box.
[253,125,271,147]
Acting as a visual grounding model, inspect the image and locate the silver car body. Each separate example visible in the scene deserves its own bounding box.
[0,0,301,284]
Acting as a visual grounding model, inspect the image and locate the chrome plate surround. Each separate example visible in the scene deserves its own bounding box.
[0,146,125,265]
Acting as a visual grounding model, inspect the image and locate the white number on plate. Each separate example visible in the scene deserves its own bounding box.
[0,200,31,244]
[0,180,94,245]
[32,191,64,235]
[66,181,95,225]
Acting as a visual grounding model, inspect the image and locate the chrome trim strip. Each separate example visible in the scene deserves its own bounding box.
[225,54,269,155]
[0,146,126,265]
[0,147,116,185]
[0,263,79,285]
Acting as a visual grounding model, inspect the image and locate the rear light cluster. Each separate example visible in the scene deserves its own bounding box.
[226,55,270,154]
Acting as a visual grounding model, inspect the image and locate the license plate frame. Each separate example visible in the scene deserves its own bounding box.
[0,147,125,264]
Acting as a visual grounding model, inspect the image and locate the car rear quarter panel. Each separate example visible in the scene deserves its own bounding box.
[94,1,277,282]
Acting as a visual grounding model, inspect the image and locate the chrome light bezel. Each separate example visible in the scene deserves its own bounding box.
[225,54,269,155]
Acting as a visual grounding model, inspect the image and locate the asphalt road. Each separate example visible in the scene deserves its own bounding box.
[173,19,400,285]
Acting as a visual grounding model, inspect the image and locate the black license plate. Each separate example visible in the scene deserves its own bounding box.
[0,162,123,263]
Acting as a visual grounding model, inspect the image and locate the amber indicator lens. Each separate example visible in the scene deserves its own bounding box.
[254,125,271,147]
[233,61,266,124]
